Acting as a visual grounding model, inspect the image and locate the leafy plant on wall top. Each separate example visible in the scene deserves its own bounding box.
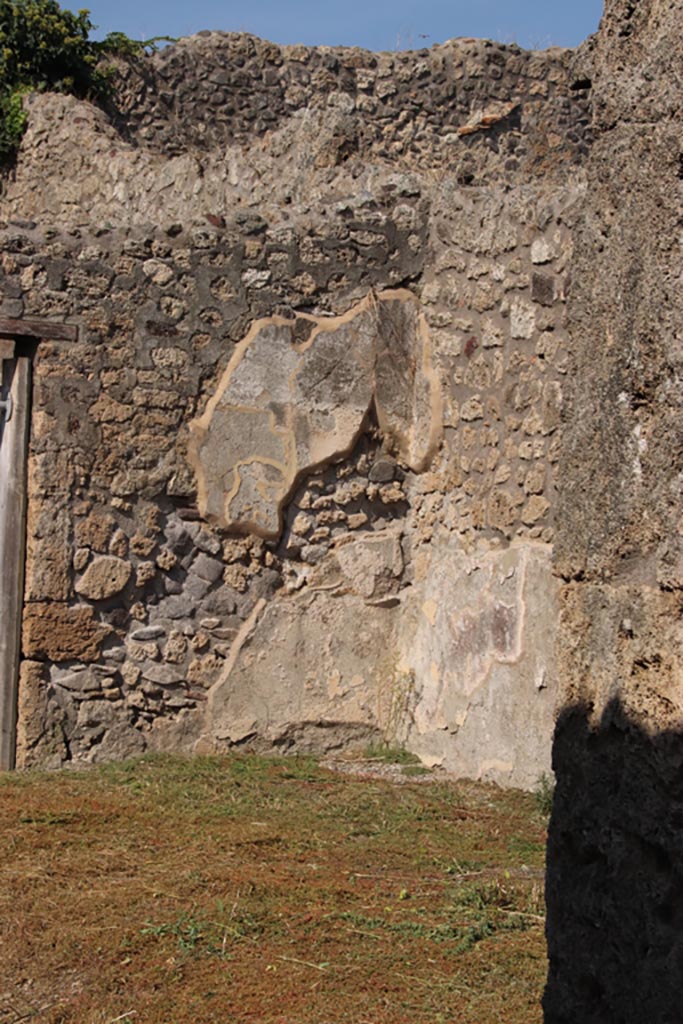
[0,0,171,164]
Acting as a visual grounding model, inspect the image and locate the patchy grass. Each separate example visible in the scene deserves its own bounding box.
[534,771,556,819]
[360,744,432,778]
[362,743,422,765]
[0,754,548,1023]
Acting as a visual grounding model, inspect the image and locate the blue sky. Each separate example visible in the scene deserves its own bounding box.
[83,1,603,52]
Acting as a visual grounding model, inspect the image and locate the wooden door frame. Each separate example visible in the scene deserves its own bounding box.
[0,318,78,770]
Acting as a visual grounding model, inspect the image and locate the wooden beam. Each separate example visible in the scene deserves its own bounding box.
[0,356,31,769]
[0,317,78,342]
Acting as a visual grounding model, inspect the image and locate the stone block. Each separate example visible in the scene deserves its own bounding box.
[75,556,132,600]
[23,604,111,662]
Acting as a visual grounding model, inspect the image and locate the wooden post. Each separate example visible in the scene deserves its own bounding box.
[0,356,31,769]
[0,319,75,769]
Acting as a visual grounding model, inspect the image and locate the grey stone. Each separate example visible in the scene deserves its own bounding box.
[155,595,195,620]
[141,662,186,686]
[184,572,211,600]
[163,576,184,595]
[164,696,197,709]
[531,271,555,307]
[300,544,328,564]
[191,552,224,583]
[55,668,104,693]
[104,646,127,663]
[194,528,222,556]
[90,663,120,676]
[368,457,397,483]
[131,626,166,641]
[203,589,238,616]
[210,627,239,641]
[165,523,193,554]
[250,569,283,600]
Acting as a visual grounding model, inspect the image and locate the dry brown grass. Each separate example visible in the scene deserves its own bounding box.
[0,754,548,1023]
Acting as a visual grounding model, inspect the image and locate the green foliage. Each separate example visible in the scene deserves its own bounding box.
[115,33,177,55]
[142,902,263,959]
[95,29,142,59]
[534,771,555,818]
[0,85,28,160]
[0,1,101,96]
[0,0,151,164]
[338,878,543,954]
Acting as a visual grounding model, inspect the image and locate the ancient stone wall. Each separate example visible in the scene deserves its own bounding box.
[7,7,683,1014]
[545,1,683,1019]
[0,32,589,786]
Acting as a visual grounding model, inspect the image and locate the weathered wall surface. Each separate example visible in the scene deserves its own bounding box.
[545,1,683,1019]
[0,33,590,786]
[4,34,589,226]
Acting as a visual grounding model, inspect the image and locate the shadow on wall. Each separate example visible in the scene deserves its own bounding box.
[544,698,683,1024]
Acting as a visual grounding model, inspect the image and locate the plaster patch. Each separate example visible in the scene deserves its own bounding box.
[188,291,442,539]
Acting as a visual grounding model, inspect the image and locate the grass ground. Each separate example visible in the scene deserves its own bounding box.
[0,754,548,1024]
